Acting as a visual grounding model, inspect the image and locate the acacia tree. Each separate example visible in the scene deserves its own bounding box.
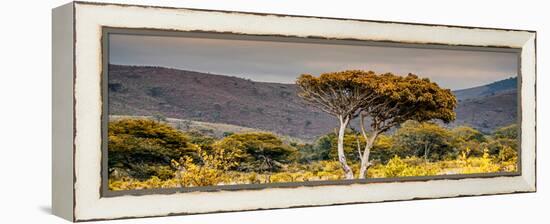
[356,73,456,178]
[296,71,377,179]
[297,71,456,179]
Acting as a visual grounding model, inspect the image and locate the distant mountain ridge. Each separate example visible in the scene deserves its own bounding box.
[108,65,518,140]
[453,77,517,101]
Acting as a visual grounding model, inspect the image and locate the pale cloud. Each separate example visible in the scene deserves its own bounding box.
[110,34,518,90]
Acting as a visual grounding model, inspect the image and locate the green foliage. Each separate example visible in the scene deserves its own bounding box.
[172,154,227,187]
[493,124,518,139]
[109,176,181,190]
[393,121,454,161]
[483,124,519,160]
[484,138,518,155]
[457,150,502,174]
[211,137,248,165]
[302,130,396,164]
[313,161,346,180]
[110,152,518,191]
[223,131,234,137]
[375,156,439,177]
[451,125,486,158]
[369,134,396,163]
[168,135,248,187]
[452,125,486,142]
[186,130,216,152]
[108,119,199,180]
[224,132,298,172]
[295,143,318,163]
[325,130,364,162]
[269,172,315,183]
[497,145,517,163]
[308,134,334,161]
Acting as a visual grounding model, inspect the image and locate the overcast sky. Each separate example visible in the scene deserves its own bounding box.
[109,34,518,90]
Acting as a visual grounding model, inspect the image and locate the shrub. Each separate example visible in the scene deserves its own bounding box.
[458,150,501,174]
[369,134,396,164]
[484,138,518,157]
[376,156,439,177]
[451,125,487,158]
[186,131,216,152]
[171,139,246,187]
[493,124,518,139]
[314,161,345,180]
[224,132,298,172]
[108,153,518,191]
[393,121,454,161]
[172,156,229,187]
[108,118,199,180]
[109,176,181,190]
[497,145,518,162]
[270,172,315,183]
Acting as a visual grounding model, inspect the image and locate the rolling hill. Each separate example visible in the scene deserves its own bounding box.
[108,64,518,140]
[450,77,518,132]
[453,77,517,101]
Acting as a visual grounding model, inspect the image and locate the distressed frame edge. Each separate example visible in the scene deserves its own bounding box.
[519,32,537,191]
[69,2,537,221]
[52,2,76,222]
[75,0,536,33]
[81,190,536,223]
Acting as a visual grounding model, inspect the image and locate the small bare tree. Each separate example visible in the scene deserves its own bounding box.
[296,70,377,179]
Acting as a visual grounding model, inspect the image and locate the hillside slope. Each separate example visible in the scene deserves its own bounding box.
[453,77,517,100]
[108,65,518,139]
[108,65,333,140]
[452,90,517,132]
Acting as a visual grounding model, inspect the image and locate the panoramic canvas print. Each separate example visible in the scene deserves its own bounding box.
[106,33,520,191]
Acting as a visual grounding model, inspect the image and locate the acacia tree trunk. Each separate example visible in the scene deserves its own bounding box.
[337,115,354,179]
[358,114,379,179]
[358,133,377,178]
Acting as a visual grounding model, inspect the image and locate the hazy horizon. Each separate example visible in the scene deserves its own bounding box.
[110,34,518,90]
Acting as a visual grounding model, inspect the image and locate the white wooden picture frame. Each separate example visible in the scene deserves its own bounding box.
[52,1,536,222]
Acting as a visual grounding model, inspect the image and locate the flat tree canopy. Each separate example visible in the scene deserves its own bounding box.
[296,70,377,119]
[363,73,456,132]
